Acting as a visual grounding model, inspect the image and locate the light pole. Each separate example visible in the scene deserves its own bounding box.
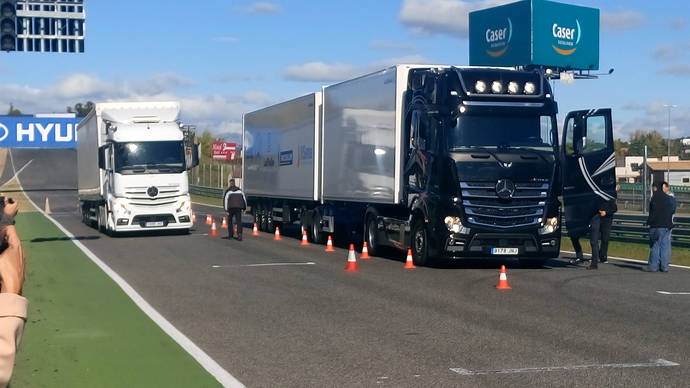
[663,104,677,182]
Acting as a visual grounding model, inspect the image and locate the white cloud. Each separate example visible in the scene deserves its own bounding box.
[615,101,689,140]
[370,40,414,52]
[670,18,687,31]
[285,55,433,83]
[284,62,359,82]
[242,2,281,14]
[399,0,511,37]
[0,73,271,138]
[213,36,239,43]
[661,64,690,76]
[600,9,644,31]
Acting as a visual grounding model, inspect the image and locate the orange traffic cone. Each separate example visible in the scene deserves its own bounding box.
[274,227,281,240]
[210,221,218,236]
[192,212,196,223]
[206,214,212,225]
[300,230,309,246]
[325,235,335,252]
[221,216,228,229]
[361,242,370,259]
[252,223,259,236]
[404,249,416,269]
[345,244,358,272]
[496,265,511,290]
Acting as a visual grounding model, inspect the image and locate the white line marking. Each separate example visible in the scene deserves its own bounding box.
[450,359,679,376]
[8,150,244,388]
[656,291,690,295]
[562,250,690,270]
[213,262,316,268]
[11,159,33,178]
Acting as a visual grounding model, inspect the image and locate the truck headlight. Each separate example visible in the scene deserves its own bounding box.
[176,199,190,213]
[444,216,469,234]
[539,216,559,234]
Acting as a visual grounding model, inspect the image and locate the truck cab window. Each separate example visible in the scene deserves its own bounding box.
[583,115,607,154]
[564,118,575,155]
[114,141,186,174]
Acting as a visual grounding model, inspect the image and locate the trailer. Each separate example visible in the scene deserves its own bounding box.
[243,65,616,266]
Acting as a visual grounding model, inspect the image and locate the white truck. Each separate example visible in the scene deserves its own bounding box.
[77,101,199,234]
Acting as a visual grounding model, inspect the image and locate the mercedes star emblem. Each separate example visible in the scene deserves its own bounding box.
[495,179,515,199]
[147,186,159,197]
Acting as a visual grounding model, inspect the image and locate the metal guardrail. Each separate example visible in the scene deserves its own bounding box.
[190,185,224,198]
[191,185,690,248]
[564,214,690,249]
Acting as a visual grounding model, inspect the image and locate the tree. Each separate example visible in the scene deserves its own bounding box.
[614,138,629,164]
[66,101,94,117]
[627,129,666,158]
[7,103,22,116]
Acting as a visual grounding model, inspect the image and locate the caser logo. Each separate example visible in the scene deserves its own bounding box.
[0,124,8,142]
[552,19,581,56]
[485,17,512,57]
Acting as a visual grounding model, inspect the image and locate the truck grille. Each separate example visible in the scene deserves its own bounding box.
[124,185,181,205]
[460,182,547,229]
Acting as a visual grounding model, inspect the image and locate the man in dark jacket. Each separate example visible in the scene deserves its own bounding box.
[223,179,247,240]
[597,198,618,264]
[647,181,674,272]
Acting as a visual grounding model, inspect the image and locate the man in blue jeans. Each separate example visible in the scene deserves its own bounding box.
[647,182,674,272]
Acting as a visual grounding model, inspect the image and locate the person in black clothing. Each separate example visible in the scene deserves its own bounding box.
[647,181,674,272]
[223,179,247,241]
[597,198,618,264]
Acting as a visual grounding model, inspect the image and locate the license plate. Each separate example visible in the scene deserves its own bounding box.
[145,221,165,227]
[491,247,518,255]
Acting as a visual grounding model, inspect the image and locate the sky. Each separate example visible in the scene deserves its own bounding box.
[0,0,688,144]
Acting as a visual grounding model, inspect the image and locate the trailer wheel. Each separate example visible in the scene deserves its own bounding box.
[260,206,269,232]
[365,216,380,257]
[411,219,433,266]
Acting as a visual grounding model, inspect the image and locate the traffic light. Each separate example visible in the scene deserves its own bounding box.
[0,0,16,51]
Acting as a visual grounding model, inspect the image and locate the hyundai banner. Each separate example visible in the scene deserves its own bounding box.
[0,115,81,148]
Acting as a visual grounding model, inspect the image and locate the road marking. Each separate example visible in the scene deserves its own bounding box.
[8,150,245,388]
[562,250,690,270]
[450,359,679,376]
[213,262,316,268]
[656,291,690,295]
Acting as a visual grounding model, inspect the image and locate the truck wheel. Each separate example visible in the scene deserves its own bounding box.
[97,206,106,233]
[311,213,324,244]
[411,219,433,266]
[365,216,380,257]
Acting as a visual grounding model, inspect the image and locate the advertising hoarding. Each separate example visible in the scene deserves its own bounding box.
[470,0,599,70]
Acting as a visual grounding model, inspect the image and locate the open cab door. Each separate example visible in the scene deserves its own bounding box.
[560,108,617,238]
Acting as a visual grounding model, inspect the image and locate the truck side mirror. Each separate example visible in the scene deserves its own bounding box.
[98,146,106,169]
[189,143,200,169]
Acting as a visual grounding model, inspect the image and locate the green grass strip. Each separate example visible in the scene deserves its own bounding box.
[11,212,221,388]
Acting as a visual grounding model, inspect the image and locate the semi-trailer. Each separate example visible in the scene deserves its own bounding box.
[77,101,199,234]
[243,64,616,265]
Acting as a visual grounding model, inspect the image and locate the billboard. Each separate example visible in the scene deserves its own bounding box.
[0,115,81,148]
[470,0,599,70]
[211,141,237,161]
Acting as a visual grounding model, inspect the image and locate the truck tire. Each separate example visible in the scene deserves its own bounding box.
[97,205,106,233]
[365,216,380,257]
[411,219,434,266]
[311,213,324,244]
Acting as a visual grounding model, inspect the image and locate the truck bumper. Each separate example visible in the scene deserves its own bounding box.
[441,230,561,258]
[109,196,193,232]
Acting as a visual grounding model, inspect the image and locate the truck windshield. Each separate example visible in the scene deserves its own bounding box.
[447,115,555,151]
[114,141,185,174]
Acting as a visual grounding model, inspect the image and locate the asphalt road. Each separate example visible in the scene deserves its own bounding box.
[7,149,690,387]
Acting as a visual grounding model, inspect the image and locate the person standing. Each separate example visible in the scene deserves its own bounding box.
[597,198,618,264]
[223,179,247,241]
[586,210,602,270]
[646,182,674,272]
